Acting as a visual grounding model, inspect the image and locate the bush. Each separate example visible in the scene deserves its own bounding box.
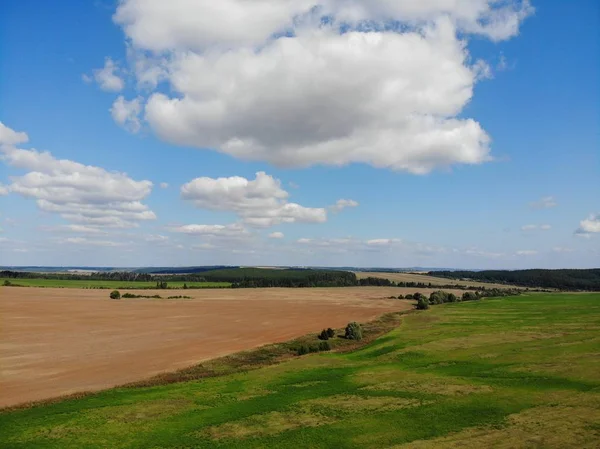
[462,291,479,301]
[405,294,414,299]
[308,345,319,353]
[397,294,404,299]
[416,297,429,310]
[345,322,363,341]
[429,290,448,305]
[326,327,336,338]
[447,293,458,303]
[297,345,309,356]
[413,292,425,301]
[109,290,121,300]
[318,329,330,341]
[318,341,331,351]
[3,280,11,286]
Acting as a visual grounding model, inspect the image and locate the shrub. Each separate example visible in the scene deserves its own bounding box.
[326,327,336,338]
[318,329,330,341]
[462,291,479,301]
[3,280,12,286]
[318,341,331,351]
[413,292,425,301]
[429,290,448,305]
[447,293,458,302]
[397,294,404,299]
[416,297,429,310]
[345,322,363,341]
[308,345,320,353]
[405,294,414,299]
[109,290,121,300]
[297,345,309,356]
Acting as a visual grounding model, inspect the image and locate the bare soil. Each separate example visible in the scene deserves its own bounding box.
[0,286,420,408]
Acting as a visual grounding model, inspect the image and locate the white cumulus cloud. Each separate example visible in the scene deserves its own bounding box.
[0,122,155,229]
[102,0,532,173]
[575,213,600,237]
[87,57,125,92]
[269,232,285,239]
[181,171,327,227]
[111,96,143,133]
[330,199,359,213]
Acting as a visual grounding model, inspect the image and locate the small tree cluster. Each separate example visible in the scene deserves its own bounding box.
[318,328,336,340]
[109,290,121,300]
[462,291,480,301]
[416,297,429,310]
[345,322,363,341]
[155,281,168,289]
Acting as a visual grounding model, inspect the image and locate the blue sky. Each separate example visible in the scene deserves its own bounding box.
[0,0,598,269]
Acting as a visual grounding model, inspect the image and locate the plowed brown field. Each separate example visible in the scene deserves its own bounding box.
[0,286,428,408]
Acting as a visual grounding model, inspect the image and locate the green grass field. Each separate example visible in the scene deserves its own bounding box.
[0,278,231,289]
[1,293,599,448]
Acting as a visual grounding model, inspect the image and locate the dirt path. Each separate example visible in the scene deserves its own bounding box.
[0,286,418,408]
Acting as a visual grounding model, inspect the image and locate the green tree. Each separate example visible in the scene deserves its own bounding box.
[110,290,121,300]
[318,329,330,341]
[416,297,429,310]
[345,322,363,341]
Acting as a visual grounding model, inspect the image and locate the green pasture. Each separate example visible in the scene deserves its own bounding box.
[1,293,599,448]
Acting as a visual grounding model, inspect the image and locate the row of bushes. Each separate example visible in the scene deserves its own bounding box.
[415,288,521,310]
[110,290,192,300]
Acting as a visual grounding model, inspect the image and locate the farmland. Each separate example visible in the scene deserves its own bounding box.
[355,271,521,289]
[1,292,598,448]
[0,286,413,408]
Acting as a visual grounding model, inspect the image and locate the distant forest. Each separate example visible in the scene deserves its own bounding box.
[0,268,357,288]
[430,269,600,291]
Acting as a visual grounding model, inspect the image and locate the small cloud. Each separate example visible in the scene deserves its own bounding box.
[268,232,284,239]
[329,199,359,213]
[111,96,143,133]
[87,57,124,92]
[297,238,312,244]
[144,234,169,243]
[516,250,538,256]
[473,59,493,81]
[530,196,557,210]
[366,238,401,246]
[159,182,169,189]
[575,213,600,235]
[0,184,9,196]
[521,224,551,231]
[552,247,574,253]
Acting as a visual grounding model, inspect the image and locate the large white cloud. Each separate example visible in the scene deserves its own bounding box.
[114,0,532,51]
[181,171,327,227]
[107,0,532,173]
[0,122,155,229]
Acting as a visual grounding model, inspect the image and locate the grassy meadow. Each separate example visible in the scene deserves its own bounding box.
[1,293,599,448]
[0,278,231,289]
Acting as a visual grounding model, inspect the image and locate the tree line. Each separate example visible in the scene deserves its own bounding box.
[429,269,600,291]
